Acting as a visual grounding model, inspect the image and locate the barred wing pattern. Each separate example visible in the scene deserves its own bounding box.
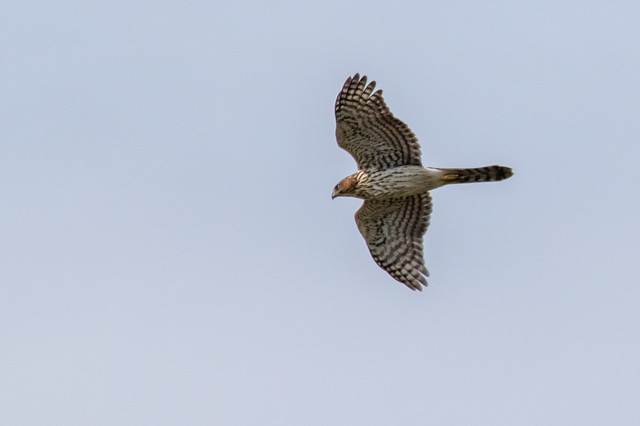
[354,193,432,291]
[335,74,423,171]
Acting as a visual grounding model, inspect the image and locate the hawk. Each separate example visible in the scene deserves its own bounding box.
[332,74,513,291]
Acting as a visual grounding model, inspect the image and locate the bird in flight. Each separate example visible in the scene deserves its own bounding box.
[332,74,513,291]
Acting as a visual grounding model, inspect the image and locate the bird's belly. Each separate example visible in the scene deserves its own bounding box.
[361,166,444,199]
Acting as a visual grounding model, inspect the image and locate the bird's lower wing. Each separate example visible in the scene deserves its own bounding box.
[354,194,432,291]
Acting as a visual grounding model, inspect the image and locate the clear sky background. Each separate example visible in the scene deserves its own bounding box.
[2,1,639,425]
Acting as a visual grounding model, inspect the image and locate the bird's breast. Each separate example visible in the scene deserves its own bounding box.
[357,166,444,199]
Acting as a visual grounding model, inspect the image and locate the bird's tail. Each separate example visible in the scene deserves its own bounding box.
[439,165,513,184]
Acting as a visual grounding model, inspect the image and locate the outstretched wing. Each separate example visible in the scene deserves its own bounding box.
[335,73,423,171]
[354,194,432,291]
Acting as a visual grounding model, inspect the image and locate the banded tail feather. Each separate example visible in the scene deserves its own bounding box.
[440,165,513,184]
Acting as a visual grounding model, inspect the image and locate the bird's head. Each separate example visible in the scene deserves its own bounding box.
[331,175,359,199]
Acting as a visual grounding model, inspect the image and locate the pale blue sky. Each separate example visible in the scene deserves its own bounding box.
[2,1,639,425]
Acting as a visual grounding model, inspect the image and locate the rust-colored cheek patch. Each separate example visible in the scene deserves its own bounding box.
[341,175,358,192]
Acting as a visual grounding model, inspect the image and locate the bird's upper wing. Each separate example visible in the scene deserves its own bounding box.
[354,193,432,291]
[335,73,423,171]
